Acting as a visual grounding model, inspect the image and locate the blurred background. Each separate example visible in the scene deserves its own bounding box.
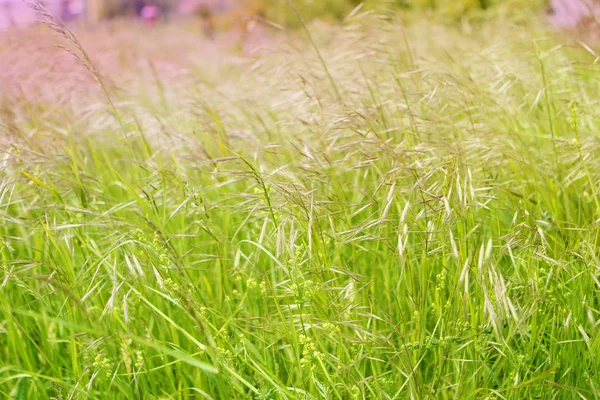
[1,0,599,111]
[0,0,598,32]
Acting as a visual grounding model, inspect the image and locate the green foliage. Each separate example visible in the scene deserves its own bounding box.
[264,0,548,25]
[266,0,359,26]
[1,12,599,400]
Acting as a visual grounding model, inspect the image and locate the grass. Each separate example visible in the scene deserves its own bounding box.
[1,9,600,400]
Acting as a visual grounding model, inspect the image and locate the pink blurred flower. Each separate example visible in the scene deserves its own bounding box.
[141,4,160,24]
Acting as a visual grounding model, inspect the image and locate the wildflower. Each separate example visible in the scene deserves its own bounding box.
[435,270,447,292]
[350,385,361,399]
[322,322,341,338]
[431,302,440,316]
[93,352,112,378]
[403,341,419,351]
[135,350,144,369]
[567,102,579,132]
[444,300,451,313]
[163,278,179,294]
[439,336,450,350]
[294,243,306,262]
[298,334,323,372]
[290,283,299,298]
[216,346,234,364]
[247,278,257,289]
[133,228,145,242]
[198,305,208,317]
[303,280,317,299]
[260,280,268,294]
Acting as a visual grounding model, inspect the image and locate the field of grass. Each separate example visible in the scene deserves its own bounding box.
[1,8,600,400]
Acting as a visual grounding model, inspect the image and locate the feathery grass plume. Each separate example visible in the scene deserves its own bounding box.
[23,0,129,141]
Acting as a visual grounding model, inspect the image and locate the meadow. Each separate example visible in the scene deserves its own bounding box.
[1,6,600,399]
